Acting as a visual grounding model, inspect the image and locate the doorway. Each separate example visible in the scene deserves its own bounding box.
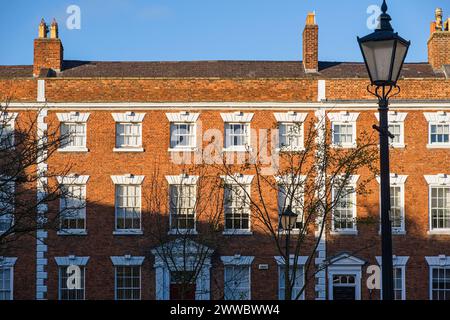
[170,271,196,300]
[332,274,357,300]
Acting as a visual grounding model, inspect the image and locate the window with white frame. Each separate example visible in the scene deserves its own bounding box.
[0,266,13,300]
[224,184,250,232]
[115,184,141,231]
[425,112,450,148]
[58,265,85,300]
[276,256,306,300]
[0,113,17,149]
[376,256,408,300]
[377,175,407,233]
[169,184,196,231]
[222,256,254,300]
[328,112,359,148]
[170,123,195,149]
[332,177,358,233]
[425,175,450,232]
[274,112,307,151]
[221,113,253,151]
[426,256,450,300]
[112,113,145,151]
[0,180,14,235]
[116,122,142,148]
[60,123,86,148]
[115,266,141,300]
[57,113,90,151]
[278,183,304,231]
[60,184,86,232]
[375,112,407,148]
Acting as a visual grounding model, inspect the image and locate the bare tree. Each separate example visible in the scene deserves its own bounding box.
[0,100,81,254]
[215,112,380,300]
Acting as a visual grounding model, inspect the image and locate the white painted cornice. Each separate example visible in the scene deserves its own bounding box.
[166,112,200,123]
[56,112,90,123]
[221,255,255,266]
[273,112,308,123]
[111,175,145,185]
[112,112,145,123]
[220,112,254,123]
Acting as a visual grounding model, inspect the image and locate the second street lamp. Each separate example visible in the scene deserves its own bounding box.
[281,205,298,300]
[357,0,410,300]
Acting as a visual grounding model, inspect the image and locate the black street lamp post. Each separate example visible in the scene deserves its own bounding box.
[280,205,298,300]
[358,0,410,300]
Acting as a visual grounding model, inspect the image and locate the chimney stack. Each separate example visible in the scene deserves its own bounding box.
[33,18,64,77]
[428,8,450,71]
[303,12,319,73]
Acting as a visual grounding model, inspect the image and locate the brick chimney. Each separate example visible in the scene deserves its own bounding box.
[428,8,450,71]
[33,19,63,77]
[303,12,319,73]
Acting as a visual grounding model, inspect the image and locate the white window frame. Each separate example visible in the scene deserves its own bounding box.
[0,178,14,236]
[274,256,307,300]
[274,112,308,152]
[425,174,450,235]
[166,175,199,235]
[0,112,18,149]
[221,255,254,300]
[328,112,359,149]
[426,255,450,300]
[424,112,450,149]
[55,256,89,301]
[0,257,17,300]
[112,112,145,152]
[221,175,254,235]
[111,255,145,301]
[376,256,409,300]
[374,112,407,148]
[56,175,89,236]
[376,174,407,234]
[166,112,200,152]
[56,112,90,152]
[221,112,253,152]
[276,175,306,234]
[111,175,145,235]
[331,175,359,235]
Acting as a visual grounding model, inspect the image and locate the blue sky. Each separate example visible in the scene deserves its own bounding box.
[0,0,448,65]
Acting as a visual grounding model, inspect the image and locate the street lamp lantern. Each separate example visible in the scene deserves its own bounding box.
[357,0,410,301]
[281,206,298,231]
[358,0,410,87]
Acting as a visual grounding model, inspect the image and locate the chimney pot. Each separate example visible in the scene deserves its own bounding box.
[428,8,450,71]
[50,18,59,39]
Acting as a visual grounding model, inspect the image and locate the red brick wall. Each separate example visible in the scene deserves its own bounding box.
[33,39,63,77]
[428,31,450,70]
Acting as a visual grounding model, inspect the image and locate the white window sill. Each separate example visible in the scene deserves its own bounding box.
[426,144,450,149]
[331,144,357,149]
[427,230,450,236]
[113,230,143,236]
[378,230,406,236]
[390,144,406,149]
[222,147,253,153]
[168,229,198,235]
[113,147,144,153]
[168,147,198,152]
[222,230,253,236]
[58,147,89,153]
[57,230,88,236]
[275,147,305,153]
[279,229,302,235]
[330,230,358,236]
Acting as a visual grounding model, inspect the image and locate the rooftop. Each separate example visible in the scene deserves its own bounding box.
[0,60,444,79]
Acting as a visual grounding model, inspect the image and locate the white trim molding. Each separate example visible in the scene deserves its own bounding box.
[221,255,255,266]
[0,257,18,267]
[166,112,200,123]
[111,112,145,123]
[0,112,18,125]
[166,174,199,185]
[424,174,450,186]
[110,255,145,266]
[317,80,326,102]
[56,112,90,123]
[376,256,410,266]
[327,112,360,123]
[274,255,309,266]
[37,79,45,102]
[426,255,450,267]
[56,175,90,185]
[111,175,145,185]
[273,112,308,123]
[220,112,254,123]
[275,175,307,186]
[55,255,90,266]
[220,174,254,185]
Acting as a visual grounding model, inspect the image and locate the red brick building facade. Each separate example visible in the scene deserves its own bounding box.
[0,10,450,300]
